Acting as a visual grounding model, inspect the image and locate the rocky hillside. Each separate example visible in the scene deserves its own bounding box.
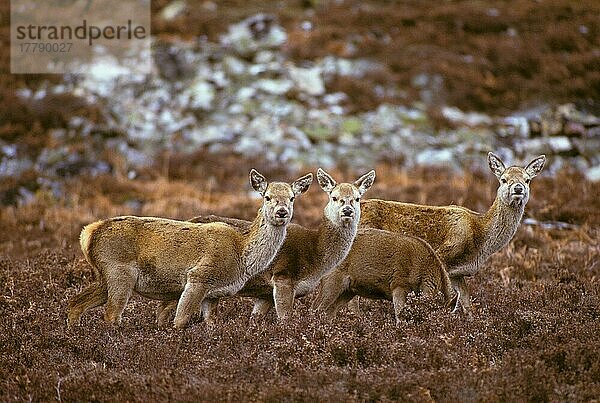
[1,2,599,206]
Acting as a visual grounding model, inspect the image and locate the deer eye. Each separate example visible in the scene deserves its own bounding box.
[265,196,271,201]
[501,178,507,184]
[332,197,338,202]
[290,196,295,202]
[525,179,531,184]
[355,198,360,203]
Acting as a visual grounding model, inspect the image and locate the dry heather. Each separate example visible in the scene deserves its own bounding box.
[1,162,598,401]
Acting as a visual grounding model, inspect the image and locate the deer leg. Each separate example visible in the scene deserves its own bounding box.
[67,282,108,327]
[251,298,273,320]
[273,278,296,320]
[392,287,408,326]
[451,276,473,318]
[323,274,353,319]
[310,279,325,311]
[327,290,354,319]
[347,297,362,316]
[156,300,177,327]
[174,282,207,328]
[174,267,211,328]
[420,278,437,297]
[313,272,349,315]
[201,298,219,326]
[104,265,137,324]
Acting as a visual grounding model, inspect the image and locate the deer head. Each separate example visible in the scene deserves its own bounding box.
[250,169,313,226]
[488,152,546,208]
[317,168,376,227]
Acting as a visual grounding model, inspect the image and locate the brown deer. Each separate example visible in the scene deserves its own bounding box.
[312,228,457,324]
[67,169,313,328]
[357,152,546,316]
[175,168,376,322]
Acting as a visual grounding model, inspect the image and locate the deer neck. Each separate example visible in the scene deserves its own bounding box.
[242,211,287,277]
[480,196,525,259]
[315,214,358,277]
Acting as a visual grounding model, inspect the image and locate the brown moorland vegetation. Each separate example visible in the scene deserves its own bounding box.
[1,159,599,401]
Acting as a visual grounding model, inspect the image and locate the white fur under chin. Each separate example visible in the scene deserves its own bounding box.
[509,195,527,208]
[208,222,287,298]
[243,222,287,278]
[313,219,358,286]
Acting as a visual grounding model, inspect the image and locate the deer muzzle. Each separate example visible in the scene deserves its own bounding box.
[340,206,355,222]
[275,207,289,220]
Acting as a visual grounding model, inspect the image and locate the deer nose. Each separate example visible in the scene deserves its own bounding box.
[275,208,289,218]
[514,184,524,194]
[341,206,354,217]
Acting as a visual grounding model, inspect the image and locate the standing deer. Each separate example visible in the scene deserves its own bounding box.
[67,169,313,328]
[357,152,546,316]
[178,168,376,322]
[312,228,457,324]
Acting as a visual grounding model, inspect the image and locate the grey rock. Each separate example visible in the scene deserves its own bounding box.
[547,136,572,153]
[220,14,287,57]
[254,79,293,95]
[514,138,548,155]
[236,87,257,101]
[186,79,215,110]
[370,104,404,133]
[584,165,600,182]
[187,126,233,146]
[17,187,36,206]
[254,50,276,64]
[228,103,244,114]
[117,143,154,169]
[159,0,187,21]
[569,157,591,172]
[442,106,492,127]
[563,121,586,137]
[328,105,345,115]
[286,127,312,150]
[222,55,247,76]
[556,103,600,125]
[320,56,349,77]
[319,56,381,78]
[412,73,429,88]
[288,64,325,96]
[247,64,268,76]
[415,148,455,167]
[499,116,530,137]
[210,70,230,89]
[584,126,600,138]
[493,147,515,165]
[1,144,18,158]
[259,99,295,117]
[323,92,348,105]
[0,156,33,177]
[572,137,600,158]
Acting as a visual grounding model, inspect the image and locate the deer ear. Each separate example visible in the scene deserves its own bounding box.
[317,168,337,193]
[525,155,546,178]
[291,173,313,196]
[354,170,376,196]
[488,152,506,179]
[249,169,268,195]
